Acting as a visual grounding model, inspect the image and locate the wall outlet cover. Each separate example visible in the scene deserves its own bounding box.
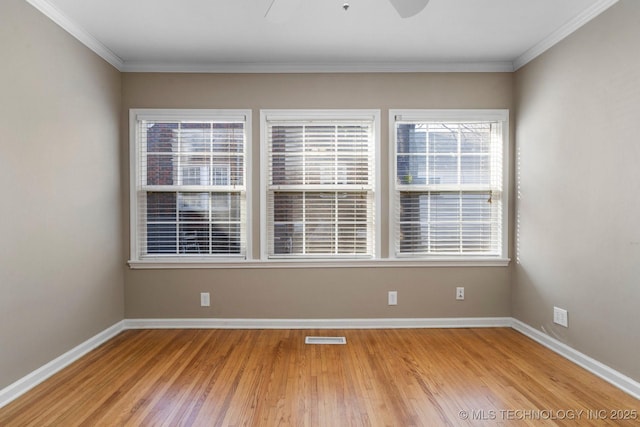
[553,306,568,327]
[388,291,398,305]
[200,292,211,307]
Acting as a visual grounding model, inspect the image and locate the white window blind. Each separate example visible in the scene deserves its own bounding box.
[131,110,249,261]
[263,111,378,259]
[391,110,508,259]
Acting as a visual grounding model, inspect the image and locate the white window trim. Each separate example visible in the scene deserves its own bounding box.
[127,108,510,269]
[128,109,252,266]
[388,109,510,261]
[260,109,381,261]
[127,258,509,269]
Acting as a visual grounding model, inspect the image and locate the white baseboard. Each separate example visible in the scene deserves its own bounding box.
[0,320,125,409]
[2,317,638,409]
[511,318,640,400]
[123,317,512,330]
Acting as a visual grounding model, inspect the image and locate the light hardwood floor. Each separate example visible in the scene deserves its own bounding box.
[1,328,638,426]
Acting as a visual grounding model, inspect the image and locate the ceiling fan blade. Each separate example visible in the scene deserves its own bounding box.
[264,0,303,23]
[388,0,430,18]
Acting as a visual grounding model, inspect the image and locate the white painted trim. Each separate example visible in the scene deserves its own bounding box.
[24,0,124,71]
[128,109,138,263]
[392,109,511,122]
[260,110,269,261]
[127,258,511,269]
[123,317,512,330]
[513,0,619,70]
[245,112,254,261]
[0,321,125,409]
[121,61,515,74]
[373,111,382,259]
[511,319,640,400]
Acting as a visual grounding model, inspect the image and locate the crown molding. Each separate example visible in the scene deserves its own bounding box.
[25,0,124,71]
[120,61,515,74]
[513,0,619,70]
[27,0,617,74]
[27,0,511,73]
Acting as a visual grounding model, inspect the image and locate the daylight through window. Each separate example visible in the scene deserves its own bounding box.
[131,110,249,260]
[263,110,379,259]
[391,110,508,259]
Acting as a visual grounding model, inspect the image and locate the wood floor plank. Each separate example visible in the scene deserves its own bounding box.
[1,328,638,426]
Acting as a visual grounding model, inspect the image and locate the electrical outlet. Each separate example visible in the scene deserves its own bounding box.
[388,291,398,305]
[200,292,210,307]
[553,306,568,327]
[456,287,465,300]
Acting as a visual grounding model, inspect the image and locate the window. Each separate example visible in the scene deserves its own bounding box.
[128,107,508,268]
[129,109,250,262]
[262,110,379,260]
[390,110,508,260]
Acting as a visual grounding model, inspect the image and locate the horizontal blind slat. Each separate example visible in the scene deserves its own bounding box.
[136,116,247,258]
[266,117,375,259]
[394,118,503,257]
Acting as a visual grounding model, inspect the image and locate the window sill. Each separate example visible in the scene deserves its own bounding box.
[127,257,510,269]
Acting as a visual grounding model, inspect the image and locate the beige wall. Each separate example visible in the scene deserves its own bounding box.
[122,72,514,319]
[0,0,123,388]
[514,0,640,382]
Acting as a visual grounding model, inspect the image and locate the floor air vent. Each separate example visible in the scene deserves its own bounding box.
[305,336,347,345]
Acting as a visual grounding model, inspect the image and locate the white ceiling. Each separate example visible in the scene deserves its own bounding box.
[28,0,617,72]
